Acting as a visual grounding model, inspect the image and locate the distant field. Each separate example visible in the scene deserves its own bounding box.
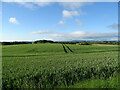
[2,44,119,88]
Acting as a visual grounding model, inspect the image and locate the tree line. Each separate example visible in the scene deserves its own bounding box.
[1,40,119,45]
[1,41,32,45]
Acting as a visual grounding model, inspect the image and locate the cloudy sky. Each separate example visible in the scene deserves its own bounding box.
[2,2,118,41]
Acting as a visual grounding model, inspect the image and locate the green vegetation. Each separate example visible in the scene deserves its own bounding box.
[34,40,54,44]
[66,71,120,88]
[77,42,92,45]
[2,43,119,88]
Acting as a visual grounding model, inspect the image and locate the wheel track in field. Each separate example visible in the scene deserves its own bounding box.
[64,44,73,53]
[62,44,68,53]
[62,44,73,53]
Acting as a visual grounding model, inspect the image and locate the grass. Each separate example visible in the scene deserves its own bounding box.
[2,43,119,88]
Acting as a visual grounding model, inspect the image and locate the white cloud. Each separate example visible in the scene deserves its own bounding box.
[17,2,35,9]
[30,30,118,41]
[59,2,86,10]
[2,1,90,10]
[51,31,118,41]
[107,24,119,30]
[70,31,85,36]
[62,10,79,18]
[16,2,52,9]
[9,17,19,24]
[58,20,65,25]
[31,31,52,34]
[52,34,63,37]
[34,2,51,7]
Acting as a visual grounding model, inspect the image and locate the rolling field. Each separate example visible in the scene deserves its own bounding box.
[2,44,119,88]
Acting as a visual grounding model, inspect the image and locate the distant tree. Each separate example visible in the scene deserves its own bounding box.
[2,41,32,45]
[79,42,92,45]
[34,40,54,44]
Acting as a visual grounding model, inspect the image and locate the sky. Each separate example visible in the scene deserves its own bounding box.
[1,2,118,41]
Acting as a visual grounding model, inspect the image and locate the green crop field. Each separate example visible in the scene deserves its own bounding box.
[2,44,119,88]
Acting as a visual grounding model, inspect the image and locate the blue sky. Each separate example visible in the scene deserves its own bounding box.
[2,2,118,41]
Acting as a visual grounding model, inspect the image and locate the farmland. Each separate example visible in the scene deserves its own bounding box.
[2,43,119,88]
